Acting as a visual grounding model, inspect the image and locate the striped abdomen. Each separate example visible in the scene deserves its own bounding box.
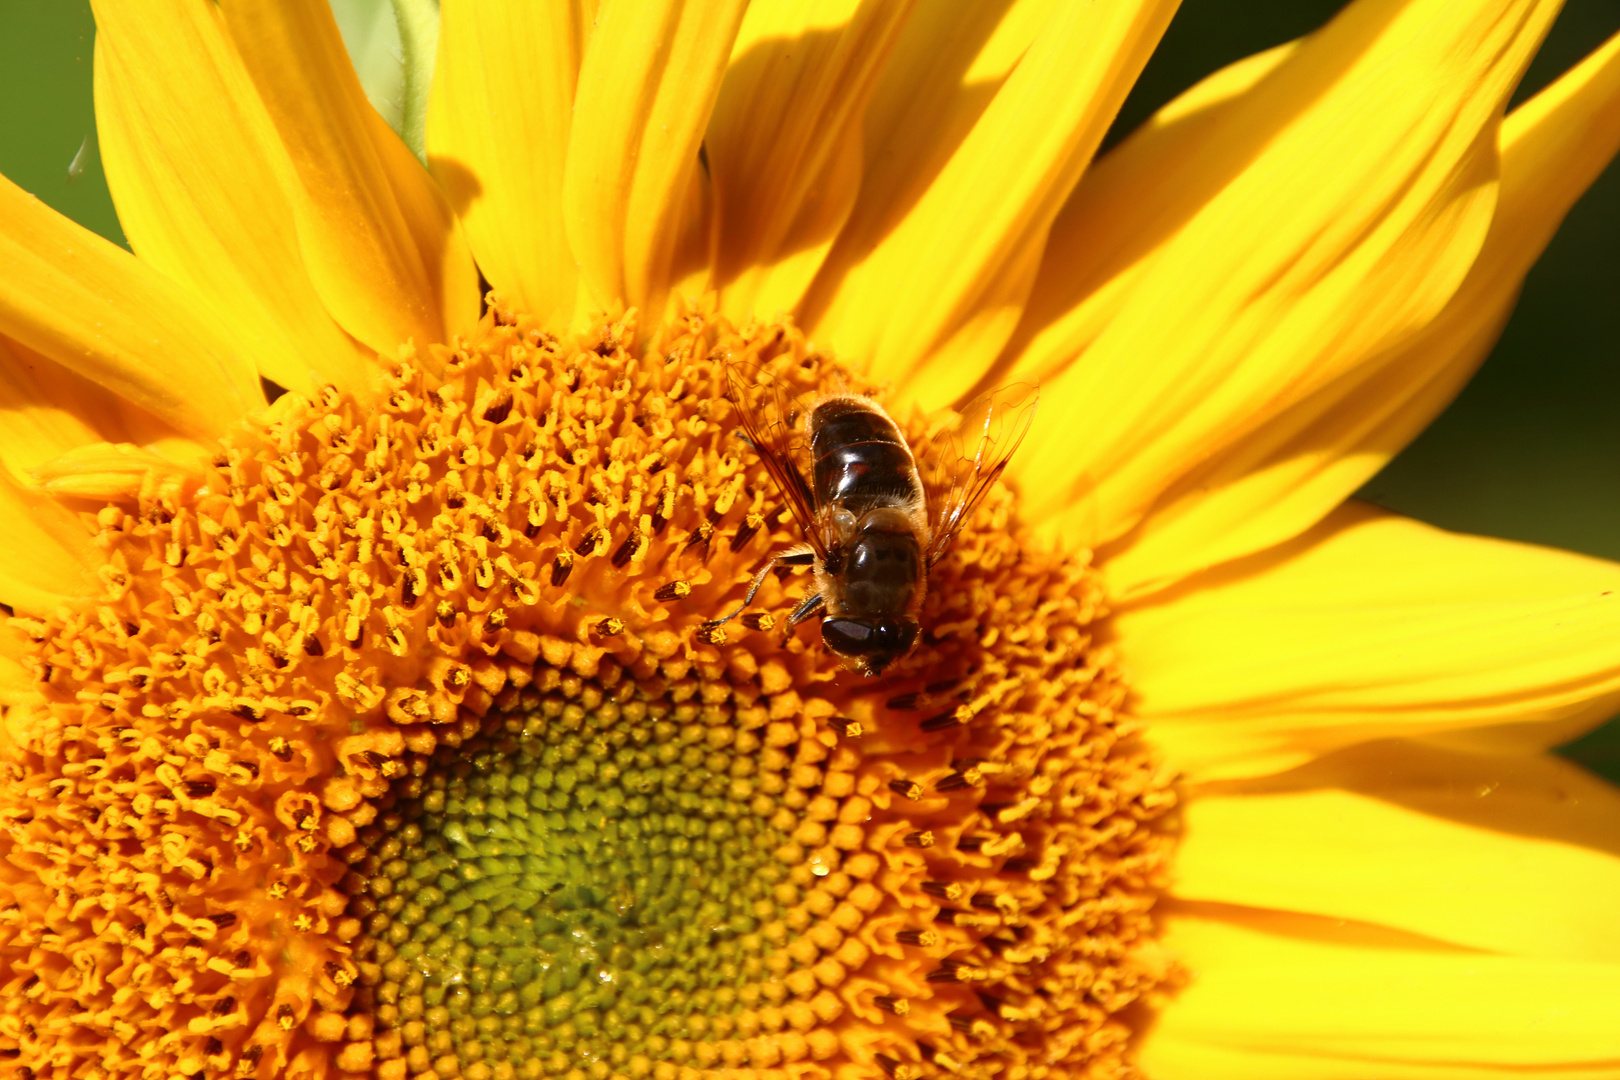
[808,396,922,516]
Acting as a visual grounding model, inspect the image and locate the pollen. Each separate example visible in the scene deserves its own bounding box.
[0,298,1177,1080]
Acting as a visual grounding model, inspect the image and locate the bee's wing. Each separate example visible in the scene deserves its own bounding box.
[921,382,1040,567]
[723,362,828,558]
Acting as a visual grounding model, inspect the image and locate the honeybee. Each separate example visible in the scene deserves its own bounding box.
[705,367,1039,677]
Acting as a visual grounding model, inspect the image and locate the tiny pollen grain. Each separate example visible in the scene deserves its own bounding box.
[0,299,1179,1080]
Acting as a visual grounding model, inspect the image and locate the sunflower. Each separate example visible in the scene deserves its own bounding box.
[3,0,1620,1078]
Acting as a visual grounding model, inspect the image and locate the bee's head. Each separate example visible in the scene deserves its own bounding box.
[821,617,919,677]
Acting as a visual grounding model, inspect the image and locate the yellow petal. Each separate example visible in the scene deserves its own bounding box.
[1005,0,1559,550]
[0,174,261,440]
[1117,504,1620,781]
[0,461,95,616]
[1485,27,1620,276]
[218,0,479,356]
[794,0,1062,334]
[707,0,915,323]
[994,40,1299,397]
[427,0,591,329]
[1101,28,1620,598]
[1419,694,1620,758]
[31,442,203,505]
[0,336,132,477]
[562,0,750,318]
[1177,743,1620,961]
[91,0,374,400]
[806,0,1176,407]
[0,336,210,477]
[1143,907,1620,1079]
[0,338,206,605]
[0,614,38,707]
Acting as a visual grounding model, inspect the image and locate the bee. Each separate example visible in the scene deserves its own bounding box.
[705,366,1039,677]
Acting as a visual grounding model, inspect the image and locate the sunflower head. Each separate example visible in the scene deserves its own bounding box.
[8,0,1620,1077]
[0,301,1176,1080]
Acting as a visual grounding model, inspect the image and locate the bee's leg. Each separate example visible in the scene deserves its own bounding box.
[703,544,815,627]
[786,592,825,625]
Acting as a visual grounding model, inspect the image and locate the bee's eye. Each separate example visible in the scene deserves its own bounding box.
[822,618,878,655]
[822,619,918,660]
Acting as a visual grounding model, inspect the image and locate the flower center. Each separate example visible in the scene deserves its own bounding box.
[348,666,842,1077]
[1,300,1177,1080]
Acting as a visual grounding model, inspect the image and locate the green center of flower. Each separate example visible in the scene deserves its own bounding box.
[348,663,835,1077]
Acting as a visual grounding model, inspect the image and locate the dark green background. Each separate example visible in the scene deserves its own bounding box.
[3,0,1619,778]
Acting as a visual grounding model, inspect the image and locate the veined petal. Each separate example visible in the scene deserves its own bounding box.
[793,0,1063,343]
[1176,743,1620,961]
[0,462,95,617]
[0,175,260,440]
[1004,0,1559,549]
[218,0,479,356]
[562,0,750,318]
[1099,304,1497,600]
[707,0,914,324]
[427,0,591,329]
[91,0,374,400]
[988,41,1299,394]
[1116,504,1620,781]
[1102,27,1620,598]
[1142,907,1620,1080]
[806,0,1176,407]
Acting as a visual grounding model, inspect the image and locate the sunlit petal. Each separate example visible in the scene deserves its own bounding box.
[1142,906,1620,1080]
[92,0,374,399]
[795,0,1062,340]
[427,0,593,328]
[708,0,914,323]
[990,40,1298,395]
[1176,742,1620,961]
[1005,0,1558,549]
[0,175,260,440]
[806,0,1176,407]
[218,0,479,356]
[1117,504,1620,781]
[1102,28,1620,597]
[563,0,750,319]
